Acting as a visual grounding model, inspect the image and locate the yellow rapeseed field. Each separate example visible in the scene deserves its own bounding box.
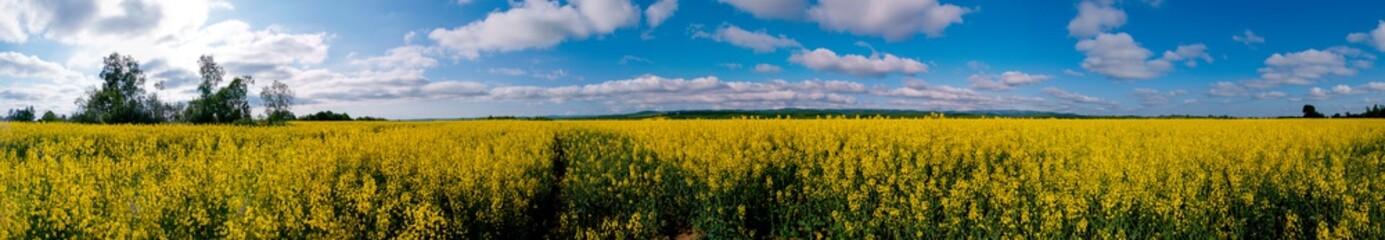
[1,119,1383,238]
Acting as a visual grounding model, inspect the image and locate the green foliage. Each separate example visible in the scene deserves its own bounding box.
[1332,104,1385,118]
[6,106,36,122]
[298,111,384,121]
[38,111,62,122]
[184,56,254,124]
[72,53,168,124]
[1303,104,1326,118]
[260,79,295,125]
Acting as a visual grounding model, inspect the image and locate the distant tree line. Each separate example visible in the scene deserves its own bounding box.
[3,52,386,124]
[1302,104,1385,119]
[296,111,387,121]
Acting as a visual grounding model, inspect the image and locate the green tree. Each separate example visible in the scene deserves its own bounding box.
[38,110,62,122]
[260,79,295,125]
[6,106,36,122]
[1302,104,1325,118]
[185,55,254,124]
[74,53,159,124]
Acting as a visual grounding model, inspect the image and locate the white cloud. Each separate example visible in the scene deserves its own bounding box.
[1347,20,1385,52]
[349,45,437,70]
[0,52,95,112]
[806,0,971,41]
[1067,0,1126,38]
[488,68,528,76]
[428,0,640,59]
[0,51,88,83]
[789,48,928,77]
[717,63,743,69]
[1243,47,1374,88]
[486,67,572,80]
[1063,69,1087,77]
[0,0,227,45]
[715,0,808,20]
[753,63,782,73]
[1132,88,1186,106]
[969,71,1052,91]
[1332,84,1356,95]
[1076,33,1209,80]
[619,55,652,64]
[421,80,488,99]
[874,79,1042,111]
[1307,87,1331,100]
[486,75,866,108]
[1233,30,1265,48]
[1207,81,1248,97]
[644,0,678,28]
[692,24,801,53]
[1042,87,1121,110]
[966,60,990,70]
[1363,82,1385,92]
[1254,91,1287,100]
[1162,44,1214,67]
[532,69,570,80]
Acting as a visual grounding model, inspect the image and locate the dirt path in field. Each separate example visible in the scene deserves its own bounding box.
[538,135,568,237]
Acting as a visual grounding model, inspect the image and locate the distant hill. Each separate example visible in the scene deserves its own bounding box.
[550,108,1088,120]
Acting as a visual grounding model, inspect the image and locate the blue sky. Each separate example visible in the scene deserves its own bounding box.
[2,0,1384,118]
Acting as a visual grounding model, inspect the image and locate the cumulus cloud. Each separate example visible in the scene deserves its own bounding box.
[1233,30,1265,48]
[0,0,227,45]
[1253,91,1287,100]
[1063,69,1086,77]
[428,0,640,59]
[1290,82,1385,100]
[1243,47,1375,88]
[1307,87,1331,100]
[486,75,867,108]
[619,55,652,64]
[1042,87,1121,110]
[806,0,971,41]
[692,24,801,53]
[0,51,88,83]
[1076,33,1210,80]
[789,48,928,77]
[874,79,1043,111]
[0,0,341,110]
[349,45,437,70]
[421,80,488,99]
[968,71,1052,91]
[753,63,783,74]
[644,0,678,28]
[488,68,528,76]
[1131,88,1186,106]
[0,52,96,112]
[717,63,743,69]
[1067,0,1126,38]
[1207,81,1249,97]
[1347,20,1385,52]
[485,67,572,80]
[715,0,808,20]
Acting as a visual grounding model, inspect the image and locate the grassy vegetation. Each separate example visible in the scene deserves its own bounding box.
[2,119,1383,238]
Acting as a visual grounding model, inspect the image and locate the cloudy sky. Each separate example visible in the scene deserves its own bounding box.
[2,0,1384,118]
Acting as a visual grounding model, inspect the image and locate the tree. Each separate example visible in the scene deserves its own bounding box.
[185,56,254,124]
[73,53,160,124]
[39,110,62,122]
[260,79,295,125]
[1302,104,1325,118]
[300,111,354,121]
[6,106,36,122]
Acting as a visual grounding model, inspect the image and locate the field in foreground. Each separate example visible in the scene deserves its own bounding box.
[1,120,1383,238]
